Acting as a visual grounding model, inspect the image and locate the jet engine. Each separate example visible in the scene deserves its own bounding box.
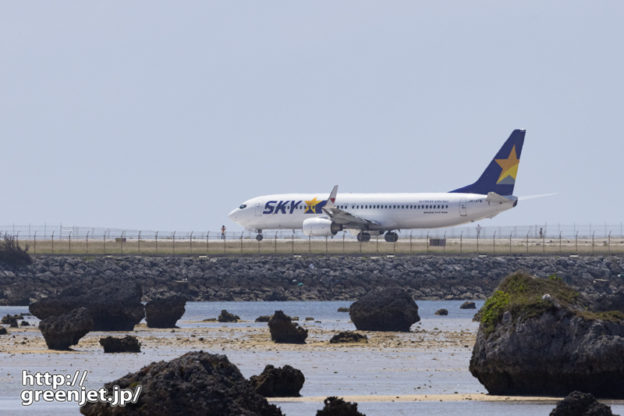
[302,217,342,236]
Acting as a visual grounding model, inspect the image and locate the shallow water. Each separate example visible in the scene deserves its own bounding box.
[1,301,623,416]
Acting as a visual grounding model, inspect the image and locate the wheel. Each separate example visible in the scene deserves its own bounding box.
[357,232,371,242]
[256,234,263,242]
[384,232,398,243]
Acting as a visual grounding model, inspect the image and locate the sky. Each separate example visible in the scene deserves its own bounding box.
[2,1,623,232]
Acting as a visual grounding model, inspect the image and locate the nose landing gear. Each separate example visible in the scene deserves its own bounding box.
[255,230,263,241]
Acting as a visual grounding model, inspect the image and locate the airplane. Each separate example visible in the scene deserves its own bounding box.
[228,129,525,242]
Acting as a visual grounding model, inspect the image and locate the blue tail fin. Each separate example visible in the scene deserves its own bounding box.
[450,129,525,196]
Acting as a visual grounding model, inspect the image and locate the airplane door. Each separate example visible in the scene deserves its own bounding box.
[459,201,467,216]
[255,203,263,216]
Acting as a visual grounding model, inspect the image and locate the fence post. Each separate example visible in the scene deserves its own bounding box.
[608,231,612,256]
[559,232,562,254]
[240,232,244,254]
[206,231,209,254]
[292,231,295,254]
[33,231,37,255]
[325,236,328,255]
[426,232,429,253]
[155,231,159,254]
[376,234,379,254]
[120,231,125,254]
[542,231,545,254]
[492,231,496,255]
[224,231,227,254]
[309,235,312,254]
[526,232,529,255]
[189,232,193,254]
[460,232,463,254]
[509,233,512,255]
[409,232,413,254]
[274,233,277,254]
[103,231,107,254]
[137,231,141,254]
[575,232,578,254]
[51,231,55,254]
[342,233,345,254]
[592,231,595,255]
[443,232,447,254]
[67,231,71,253]
[172,231,176,255]
[476,232,479,254]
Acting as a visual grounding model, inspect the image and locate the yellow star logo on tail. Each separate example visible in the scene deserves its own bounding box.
[495,145,520,184]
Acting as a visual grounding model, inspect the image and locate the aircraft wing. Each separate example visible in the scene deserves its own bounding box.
[322,185,381,229]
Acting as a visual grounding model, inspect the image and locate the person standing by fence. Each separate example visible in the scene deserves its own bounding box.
[221,225,226,240]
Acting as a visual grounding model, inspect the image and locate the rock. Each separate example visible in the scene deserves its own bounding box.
[337,307,350,312]
[550,391,615,416]
[460,301,477,309]
[250,364,305,397]
[329,331,368,344]
[255,315,271,322]
[268,311,308,344]
[30,282,144,331]
[349,287,420,331]
[0,327,7,335]
[145,295,186,328]
[218,309,240,322]
[435,308,449,316]
[1,314,20,327]
[470,272,624,397]
[590,289,624,313]
[316,397,365,416]
[80,351,283,416]
[39,307,93,350]
[99,335,141,353]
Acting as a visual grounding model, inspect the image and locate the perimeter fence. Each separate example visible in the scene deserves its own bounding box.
[1,223,624,256]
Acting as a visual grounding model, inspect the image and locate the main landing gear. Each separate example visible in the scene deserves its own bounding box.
[357,232,371,242]
[255,230,263,241]
[384,231,399,243]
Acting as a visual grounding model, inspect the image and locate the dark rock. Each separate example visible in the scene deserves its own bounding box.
[349,287,420,331]
[337,307,350,313]
[2,314,19,327]
[218,309,240,322]
[250,364,305,397]
[435,308,449,316]
[39,307,93,350]
[590,289,624,313]
[316,397,365,416]
[470,272,624,397]
[550,391,615,416]
[99,335,141,353]
[80,351,283,416]
[30,282,144,331]
[268,311,307,344]
[255,315,271,322]
[460,301,476,309]
[145,295,186,328]
[0,327,7,335]
[329,331,368,344]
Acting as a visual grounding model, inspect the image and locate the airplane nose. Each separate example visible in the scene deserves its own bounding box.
[228,208,238,220]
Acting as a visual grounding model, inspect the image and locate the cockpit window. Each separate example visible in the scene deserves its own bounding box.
[239,204,247,209]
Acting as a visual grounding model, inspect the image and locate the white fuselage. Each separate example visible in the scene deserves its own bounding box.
[228,192,515,232]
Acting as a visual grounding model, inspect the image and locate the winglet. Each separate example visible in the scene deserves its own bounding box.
[327,185,338,207]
